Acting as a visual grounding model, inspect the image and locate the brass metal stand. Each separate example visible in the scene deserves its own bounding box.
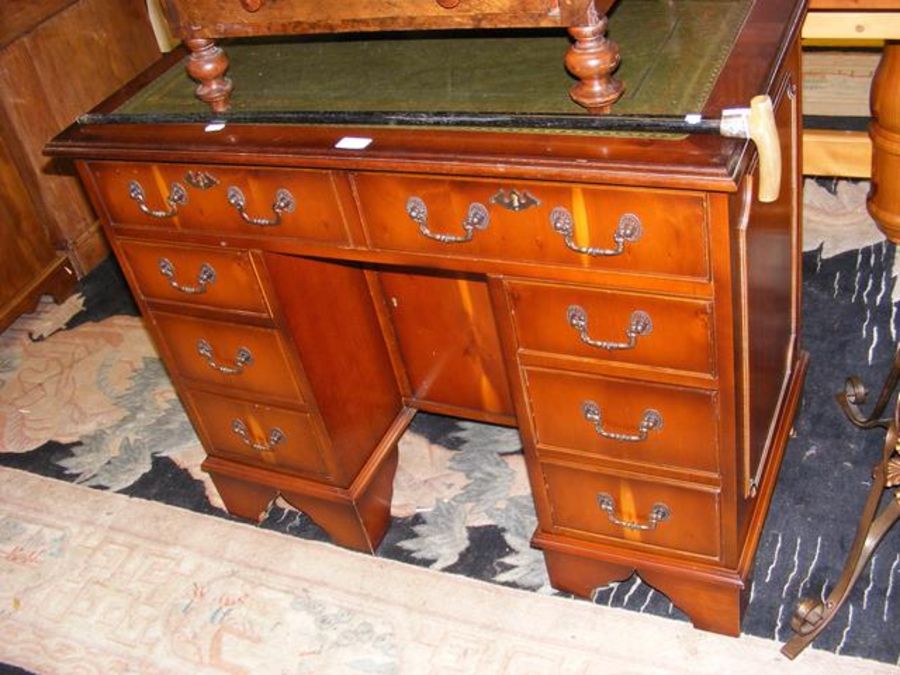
[781,354,900,659]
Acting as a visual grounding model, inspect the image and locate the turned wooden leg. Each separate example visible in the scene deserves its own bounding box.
[282,445,399,554]
[543,549,633,599]
[185,37,233,113]
[868,43,900,242]
[565,3,624,114]
[209,472,277,522]
[639,567,745,636]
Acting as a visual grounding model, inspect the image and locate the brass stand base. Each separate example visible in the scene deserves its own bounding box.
[782,347,900,659]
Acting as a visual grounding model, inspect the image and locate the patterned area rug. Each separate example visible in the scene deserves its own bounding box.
[1,467,889,674]
[1,179,898,667]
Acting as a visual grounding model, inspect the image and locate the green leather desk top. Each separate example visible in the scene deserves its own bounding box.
[114,0,752,127]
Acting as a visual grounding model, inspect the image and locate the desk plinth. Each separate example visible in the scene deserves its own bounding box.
[49,0,806,637]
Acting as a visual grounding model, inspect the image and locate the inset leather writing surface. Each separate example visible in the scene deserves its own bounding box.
[119,0,752,119]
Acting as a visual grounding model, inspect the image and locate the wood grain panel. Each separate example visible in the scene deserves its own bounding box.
[525,367,720,475]
[356,174,709,280]
[151,310,306,403]
[89,161,354,244]
[541,460,721,559]
[118,240,270,314]
[188,388,327,477]
[506,279,715,376]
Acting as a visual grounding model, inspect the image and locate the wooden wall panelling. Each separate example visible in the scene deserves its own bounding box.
[0,0,161,276]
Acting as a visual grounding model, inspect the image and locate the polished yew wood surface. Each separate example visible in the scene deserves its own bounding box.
[525,367,719,475]
[506,279,715,376]
[150,311,307,402]
[188,388,326,476]
[355,174,710,279]
[88,160,356,244]
[118,239,271,315]
[47,0,808,636]
[376,270,516,422]
[160,0,616,35]
[541,460,721,558]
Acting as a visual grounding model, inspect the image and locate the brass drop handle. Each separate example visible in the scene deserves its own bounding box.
[567,305,652,351]
[582,400,663,443]
[196,339,253,374]
[550,207,642,257]
[128,180,187,218]
[226,186,295,226]
[240,0,264,11]
[406,196,490,243]
[158,258,216,294]
[596,493,671,531]
[231,419,285,452]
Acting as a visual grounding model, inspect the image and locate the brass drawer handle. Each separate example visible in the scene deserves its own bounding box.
[582,400,663,443]
[240,0,264,11]
[196,339,253,374]
[226,186,295,226]
[596,493,671,531]
[158,258,216,294]
[567,305,652,351]
[406,196,490,243]
[231,419,285,452]
[550,207,642,257]
[128,180,187,218]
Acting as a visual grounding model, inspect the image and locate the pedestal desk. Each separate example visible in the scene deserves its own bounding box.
[48,0,808,636]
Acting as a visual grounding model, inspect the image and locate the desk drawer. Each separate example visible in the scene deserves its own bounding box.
[541,461,720,559]
[166,0,561,35]
[355,174,708,279]
[151,311,306,403]
[525,368,719,474]
[506,280,714,375]
[188,390,327,477]
[89,161,352,243]
[118,240,270,315]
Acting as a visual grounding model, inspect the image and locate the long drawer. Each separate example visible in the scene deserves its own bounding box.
[354,173,709,279]
[88,161,353,244]
[117,239,270,315]
[506,279,715,375]
[541,460,721,559]
[151,311,306,403]
[187,389,328,477]
[525,367,719,475]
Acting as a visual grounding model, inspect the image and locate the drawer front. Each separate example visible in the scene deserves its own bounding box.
[118,240,270,314]
[89,161,352,244]
[541,461,720,558]
[166,1,561,35]
[525,368,719,474]
[507,280,715,375]
[151,311,305,403]
[355,174,708,278]
[188,390,327,477]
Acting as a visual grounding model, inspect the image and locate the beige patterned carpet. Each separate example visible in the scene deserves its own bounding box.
[0,467,890,674]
